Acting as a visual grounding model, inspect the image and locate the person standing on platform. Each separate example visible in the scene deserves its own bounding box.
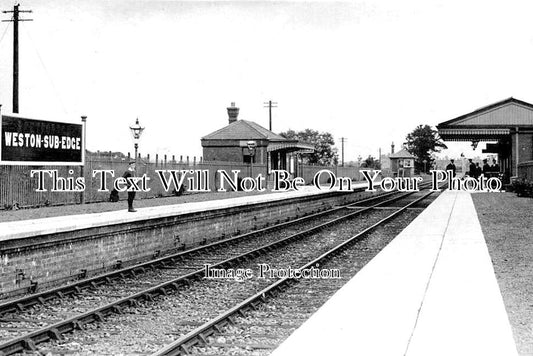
[123,160,137,212]
[475,162,482,178]
[492,159,500,176]
[468,159,477,178]
[445,159,457,177]
[482,159,491,176]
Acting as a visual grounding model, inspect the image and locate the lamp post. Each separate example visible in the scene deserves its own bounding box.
[129,118,145,165]
[247,140,257,178]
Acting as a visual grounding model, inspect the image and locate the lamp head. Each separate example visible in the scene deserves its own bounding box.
[130,118,145,142]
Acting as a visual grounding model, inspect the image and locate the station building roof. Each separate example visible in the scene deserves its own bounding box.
[389,148,416,159]
[201,103,315,155]
[437,97,533,141]
[202,119,287,141]
[201,119,315,152]
[201,117,314,155]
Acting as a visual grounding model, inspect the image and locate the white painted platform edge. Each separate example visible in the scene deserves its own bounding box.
[271,190,518,356]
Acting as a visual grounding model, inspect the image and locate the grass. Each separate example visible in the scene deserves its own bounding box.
[472,192,533,356]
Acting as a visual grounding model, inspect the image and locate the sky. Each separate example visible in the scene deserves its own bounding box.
[1,0,533,161]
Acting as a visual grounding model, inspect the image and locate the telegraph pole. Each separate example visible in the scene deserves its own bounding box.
[263,100,278,131]
[2,4,33,113]
[340,137,347,167]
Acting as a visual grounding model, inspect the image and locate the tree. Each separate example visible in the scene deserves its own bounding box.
[360,155,381,169]
[279,129,336,165]
[404,125,447,173]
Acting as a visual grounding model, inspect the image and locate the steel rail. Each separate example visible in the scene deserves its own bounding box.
[0,190,420,355]
[0,189,405,316]
[151,191,434,356]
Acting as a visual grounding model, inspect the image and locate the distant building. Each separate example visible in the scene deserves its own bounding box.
[201,103,314,175]
[87,150,128,160]
[388,147,416,177]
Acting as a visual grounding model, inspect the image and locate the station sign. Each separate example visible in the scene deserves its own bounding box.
[0,114,85,165]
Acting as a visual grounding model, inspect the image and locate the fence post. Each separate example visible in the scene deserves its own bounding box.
[8,166,13,208]
[80,116,87,204]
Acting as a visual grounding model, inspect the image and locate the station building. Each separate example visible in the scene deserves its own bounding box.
[388,148,416,177]
[201,103,314,175]
[437,97,533,183]
[379,143,415,177]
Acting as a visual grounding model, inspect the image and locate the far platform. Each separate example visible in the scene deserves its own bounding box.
[0,181,375,241]
[271,189,518,356]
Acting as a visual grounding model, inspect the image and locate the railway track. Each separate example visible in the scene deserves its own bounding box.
[153,190,436,356]
[0,189,407,312]
[0,187,436,355]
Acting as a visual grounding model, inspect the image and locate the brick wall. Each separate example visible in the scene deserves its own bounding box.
[518,161,533,180]
[0,189,380,296]
[203,146,245,162]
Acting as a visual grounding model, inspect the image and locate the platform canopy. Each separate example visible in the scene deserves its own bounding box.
[437,97,533,141]
[267,141,315,153]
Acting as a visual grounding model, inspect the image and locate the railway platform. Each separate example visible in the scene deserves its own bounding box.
[271,189,518,356]
[0,182,368,240]
[0,181,380,297]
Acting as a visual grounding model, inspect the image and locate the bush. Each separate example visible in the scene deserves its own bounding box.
[512,179,533,197]
[109,189,119,202]
[172,184,186,196]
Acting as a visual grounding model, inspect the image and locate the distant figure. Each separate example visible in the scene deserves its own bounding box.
[445,159,457,177]
[123,160,137,212]
[475,162,482,178]
[492,159,500,174]
[482,159,491,175]
[468,159,477,178]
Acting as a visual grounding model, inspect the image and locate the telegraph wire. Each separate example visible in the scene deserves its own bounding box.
[22,24,69,115]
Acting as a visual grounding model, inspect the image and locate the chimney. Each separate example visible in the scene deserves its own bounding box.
[227,102,239,124]
[391,142,395,154]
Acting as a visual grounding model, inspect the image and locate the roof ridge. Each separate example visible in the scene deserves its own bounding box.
[389,148,415,158]
[240,120,269,138]
[438,97,533,127]
[201,121,238,140]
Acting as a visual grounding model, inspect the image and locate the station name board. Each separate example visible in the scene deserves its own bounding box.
[0,115,84,165]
